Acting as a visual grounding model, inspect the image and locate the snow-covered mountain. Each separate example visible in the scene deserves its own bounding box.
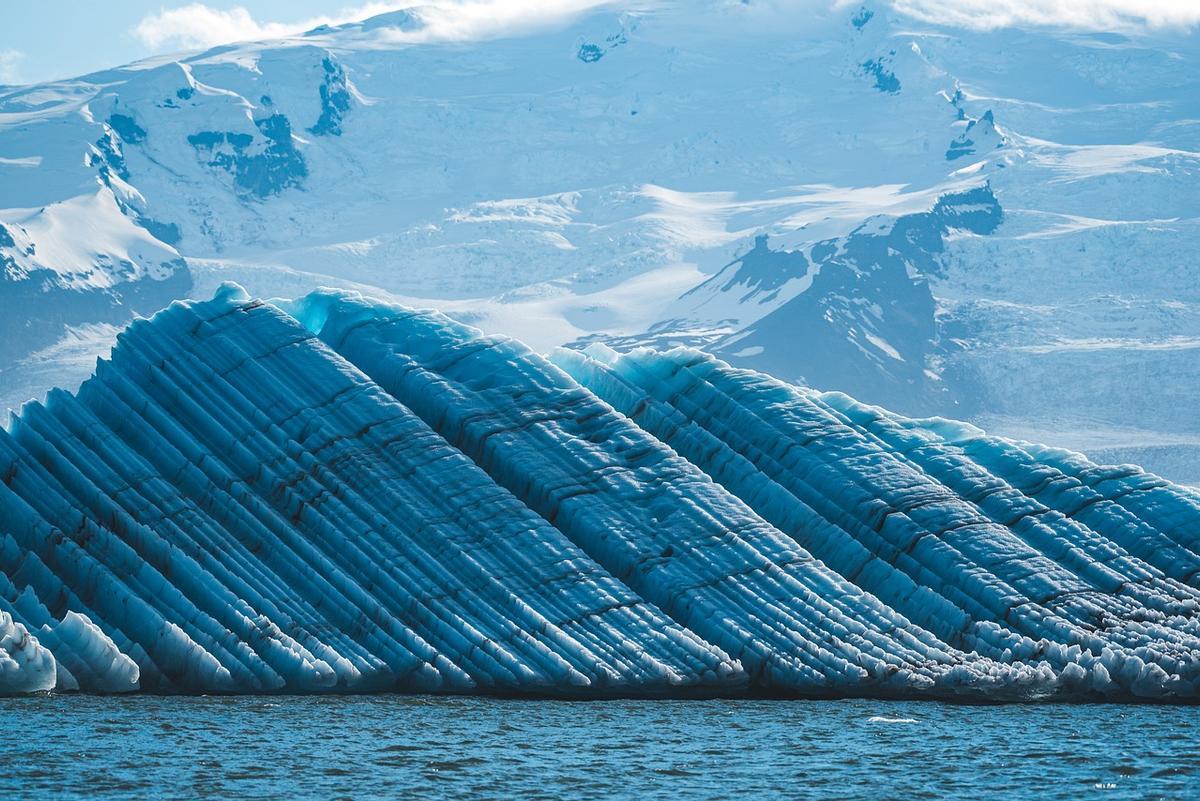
[1,2,1198,481]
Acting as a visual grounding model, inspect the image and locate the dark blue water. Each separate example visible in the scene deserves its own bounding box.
[1,696,1196,799]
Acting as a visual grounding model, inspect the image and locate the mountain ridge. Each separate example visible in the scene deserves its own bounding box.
[1,1,1197,482]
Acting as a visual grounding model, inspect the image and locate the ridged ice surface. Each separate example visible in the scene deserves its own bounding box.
[1,286,1198,699]
[0,285,738,695]
[553,344,1200,698]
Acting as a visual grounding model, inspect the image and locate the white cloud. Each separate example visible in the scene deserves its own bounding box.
[132,1,615,53]
[395,0,617,42]
[0,49,24,84]
[134,3,367,50]
[132,0,1199,55]
[889,0,1200,31]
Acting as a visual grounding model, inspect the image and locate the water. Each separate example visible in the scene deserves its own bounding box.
[1,696,1196,799]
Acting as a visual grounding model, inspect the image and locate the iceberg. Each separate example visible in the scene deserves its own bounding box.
[0,610,56,695]
[1,285,1197,699]
[0,285,737,695]
[552,344,1200,698]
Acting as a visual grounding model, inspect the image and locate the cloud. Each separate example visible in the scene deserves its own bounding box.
[889,0,1200,31]
[132,1,615,53]
[395,0,617,42]
[133,3,376,50]
[0,49,24,84]
[132,0,1199,56]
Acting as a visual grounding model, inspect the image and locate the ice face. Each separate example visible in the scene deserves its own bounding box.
[0,286,1197,698]
[0,287,740,695]
[0,610,56,695]
[553,344,1200,698]
[296,290,1056,698]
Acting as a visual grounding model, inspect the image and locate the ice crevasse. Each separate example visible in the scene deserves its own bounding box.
[0,284,1197,699]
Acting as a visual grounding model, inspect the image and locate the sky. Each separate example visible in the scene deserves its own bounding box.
[0,2,399,84]
[2,0,1199,86]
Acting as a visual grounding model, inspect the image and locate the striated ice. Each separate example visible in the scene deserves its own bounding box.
[553,343,1200,698]
[0,286,1197,699]
[0,610,56,695]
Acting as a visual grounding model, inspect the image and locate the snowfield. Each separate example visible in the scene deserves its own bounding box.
[1,2,1197,482]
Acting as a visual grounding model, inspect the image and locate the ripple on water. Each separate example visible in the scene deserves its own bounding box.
[0,697,1197,800]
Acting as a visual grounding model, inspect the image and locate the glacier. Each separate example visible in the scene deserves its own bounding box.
[1,286,1198,700]
[2,1,1199,489]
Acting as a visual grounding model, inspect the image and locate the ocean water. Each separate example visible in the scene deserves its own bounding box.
[0,696,1196,799]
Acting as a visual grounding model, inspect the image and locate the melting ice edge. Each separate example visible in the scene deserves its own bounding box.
[2,284,1199,700]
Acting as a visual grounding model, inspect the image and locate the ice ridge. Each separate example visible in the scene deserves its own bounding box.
[552,344,1200,698]
[1,286,1197,700]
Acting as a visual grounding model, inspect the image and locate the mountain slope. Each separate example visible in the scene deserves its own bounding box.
[1,2,1197,481]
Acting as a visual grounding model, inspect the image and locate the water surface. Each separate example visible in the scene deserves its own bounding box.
[1,696,1195,799]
